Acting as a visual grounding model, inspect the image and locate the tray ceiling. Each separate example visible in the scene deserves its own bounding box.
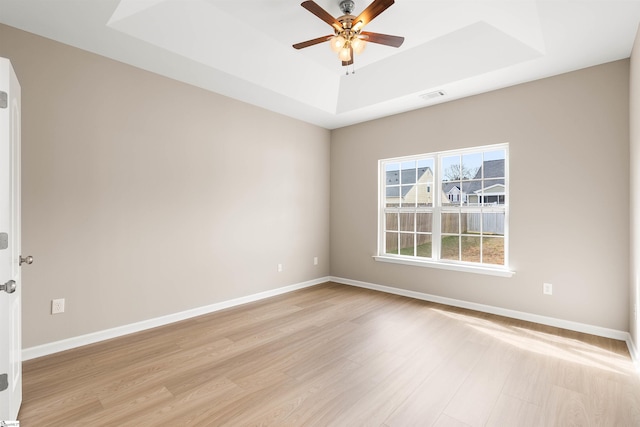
[1,0,639,128]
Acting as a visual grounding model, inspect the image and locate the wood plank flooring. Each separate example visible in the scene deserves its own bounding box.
[18,282,640,426]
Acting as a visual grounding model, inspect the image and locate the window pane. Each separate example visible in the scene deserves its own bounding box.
[483,212,505,236]
[385,232,398,255]
[385,163,400,207]
[441,236,460,260]
[442,212,459,234]
[385,163,400,179]
[483,158,505,179]
[416,184,433,207]
[461,181,480,206]
[401,161,416,184]
[461,236,481,263]
[416,212,432,232]
[462,152,482,180]
[386,212,398,231]
[482,179,506,206]
[482,237,504,265]
[385,186,400,207]
[417,159,434,183]
[442,182,462,206]
[400,213,414,232]
[484,149,506,164]
[442,155,461,181]
[401,185,416,207]
[416,234,432,258]
[417,158,433,170]
[399,233,414,256]
[463,212,480,234]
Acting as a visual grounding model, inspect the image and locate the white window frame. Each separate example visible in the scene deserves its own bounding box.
[374,143,514,277]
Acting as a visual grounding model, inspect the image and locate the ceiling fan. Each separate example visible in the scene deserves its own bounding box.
[293,0,404,72]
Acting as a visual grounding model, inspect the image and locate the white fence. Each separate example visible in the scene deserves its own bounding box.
[466,212,504,235]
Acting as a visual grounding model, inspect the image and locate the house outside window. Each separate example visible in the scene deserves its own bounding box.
[378,143,509,274]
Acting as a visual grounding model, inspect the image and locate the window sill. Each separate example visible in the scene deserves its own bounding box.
[373,255,515,277]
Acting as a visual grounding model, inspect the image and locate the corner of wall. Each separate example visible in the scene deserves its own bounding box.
[629,22,640,357]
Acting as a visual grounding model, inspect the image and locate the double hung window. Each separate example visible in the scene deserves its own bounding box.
[378,144,509,275]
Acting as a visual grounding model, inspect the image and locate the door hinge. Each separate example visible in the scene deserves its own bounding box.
[0,373,7,392]
[0,233,8,250]
[0,91,6,109]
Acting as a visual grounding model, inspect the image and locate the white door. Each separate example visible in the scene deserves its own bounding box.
[0,57,22,422]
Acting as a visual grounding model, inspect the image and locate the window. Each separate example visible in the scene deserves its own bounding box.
[377,143,510,275]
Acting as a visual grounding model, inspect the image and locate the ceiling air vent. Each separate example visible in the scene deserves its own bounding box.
[420,90,446,101]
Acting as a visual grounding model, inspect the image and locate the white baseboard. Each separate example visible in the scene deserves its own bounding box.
[330,276,630,341]
[22,276,330,361]
[334,275,640,373]
[24,275,640,374]
[626,334,640,373]
[334,276,640,373]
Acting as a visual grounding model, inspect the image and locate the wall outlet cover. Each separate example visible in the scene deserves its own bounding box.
[52,298,65,314]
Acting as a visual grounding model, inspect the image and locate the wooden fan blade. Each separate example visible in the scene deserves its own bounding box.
[352,0,394,29]
[301,1,343,31]
[293,35,333,49]
[360,31,404,47]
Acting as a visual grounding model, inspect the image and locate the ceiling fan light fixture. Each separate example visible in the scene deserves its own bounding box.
[330,35,347,52]
[338,47,352,61]
[351,37,366,54]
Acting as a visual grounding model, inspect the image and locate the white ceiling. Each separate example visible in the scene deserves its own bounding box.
[1,0,640,129]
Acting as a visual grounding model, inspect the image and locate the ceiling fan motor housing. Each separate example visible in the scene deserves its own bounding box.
[337,14,356,30]
[339,0,355,15]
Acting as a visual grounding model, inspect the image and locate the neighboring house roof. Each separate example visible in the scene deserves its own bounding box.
[443,183,460,193]
[464,159,505,194]
[441,159,503,195]
[386,159,504,199]
[473,183,505,195]
[386,167,431,198]
[476,159,504,179]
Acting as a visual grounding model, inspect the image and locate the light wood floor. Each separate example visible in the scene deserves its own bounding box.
[18,282,640,426]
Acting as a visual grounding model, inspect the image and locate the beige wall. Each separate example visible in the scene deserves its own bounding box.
[631,26,640,351]
[331,60,630,331]
[0,24,331,348]
[0,22,633,349]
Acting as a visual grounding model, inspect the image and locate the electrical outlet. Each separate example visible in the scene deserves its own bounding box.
[314,257,318,265]
[51,298,65,314]
[277,264,283,273]
[543,283,553,296]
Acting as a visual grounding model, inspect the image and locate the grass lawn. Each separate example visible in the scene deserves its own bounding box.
[399,235,504,265]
